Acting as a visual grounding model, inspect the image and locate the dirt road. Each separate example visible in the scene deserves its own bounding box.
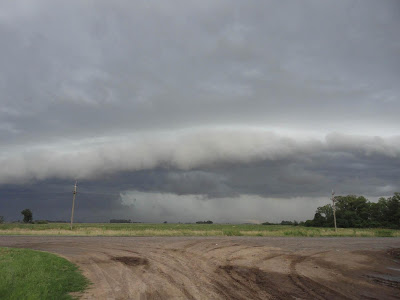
[1,236,399,299]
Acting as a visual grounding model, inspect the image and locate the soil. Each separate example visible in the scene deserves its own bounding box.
[1,236,399,299]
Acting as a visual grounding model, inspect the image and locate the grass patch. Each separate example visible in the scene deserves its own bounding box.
[0,247,90,300]
[374,229,394,237]
[284,230,308,237]
[223,229,243,236]
[0,223,399,237]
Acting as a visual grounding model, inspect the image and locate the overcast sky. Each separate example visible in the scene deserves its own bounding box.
[1,0,399,223]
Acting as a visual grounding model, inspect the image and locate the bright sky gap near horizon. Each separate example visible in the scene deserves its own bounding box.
[0,0,399,223]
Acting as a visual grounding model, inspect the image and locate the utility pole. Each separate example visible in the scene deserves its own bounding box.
[331,190,337,232]
[70,181,77,230]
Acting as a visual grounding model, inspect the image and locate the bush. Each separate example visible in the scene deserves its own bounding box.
[0,216,4,224]
[304,220,314,227]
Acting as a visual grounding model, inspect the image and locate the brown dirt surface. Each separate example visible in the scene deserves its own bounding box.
[1,236,399,299]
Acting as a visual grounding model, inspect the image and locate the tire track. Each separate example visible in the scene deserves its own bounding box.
[288,252,353,300]
[119,247,211,298]
[216,265,295,300]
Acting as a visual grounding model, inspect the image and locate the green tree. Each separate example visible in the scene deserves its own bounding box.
[369,197,388,227]
[21,209,33,223]
[0,216,4,224]
[316,204,334,227]
[305,193,399,228]
[386,193,400,229]
[335,195,369,228]
[312,212,325,227]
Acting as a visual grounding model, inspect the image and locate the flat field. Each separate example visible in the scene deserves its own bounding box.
[1,223,399,237]
[0,236,399,299]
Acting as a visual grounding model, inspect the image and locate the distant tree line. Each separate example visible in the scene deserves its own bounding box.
[262,220,301,226]
[305,193,400,229]
[196,220,213,224]
[110,219,132,223]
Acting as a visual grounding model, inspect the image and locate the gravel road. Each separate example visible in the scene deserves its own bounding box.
[1,236,399,299]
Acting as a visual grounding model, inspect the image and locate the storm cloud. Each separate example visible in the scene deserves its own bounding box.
[1,0,399,222]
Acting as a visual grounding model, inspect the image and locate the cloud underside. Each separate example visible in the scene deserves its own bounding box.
[1,129,399,199]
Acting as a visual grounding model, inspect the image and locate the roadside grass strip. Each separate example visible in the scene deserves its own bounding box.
[0,247,90,300]
[0,223,399,237]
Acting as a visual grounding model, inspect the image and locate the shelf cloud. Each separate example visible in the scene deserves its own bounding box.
[1,129,400,185]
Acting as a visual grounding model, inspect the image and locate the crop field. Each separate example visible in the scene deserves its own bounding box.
[0,223,399,237]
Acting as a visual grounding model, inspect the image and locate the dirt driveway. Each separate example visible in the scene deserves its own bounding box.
[1,236,399,299]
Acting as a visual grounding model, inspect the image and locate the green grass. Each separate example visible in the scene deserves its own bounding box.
[0,247,90,300]
[374,229,394,237]
[0,223,399,237]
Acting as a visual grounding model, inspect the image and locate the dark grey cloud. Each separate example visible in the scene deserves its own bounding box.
[1,1,399,222]
[1,0,399,142]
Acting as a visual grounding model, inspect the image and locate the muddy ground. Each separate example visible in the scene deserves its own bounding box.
[1,236,399,299]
